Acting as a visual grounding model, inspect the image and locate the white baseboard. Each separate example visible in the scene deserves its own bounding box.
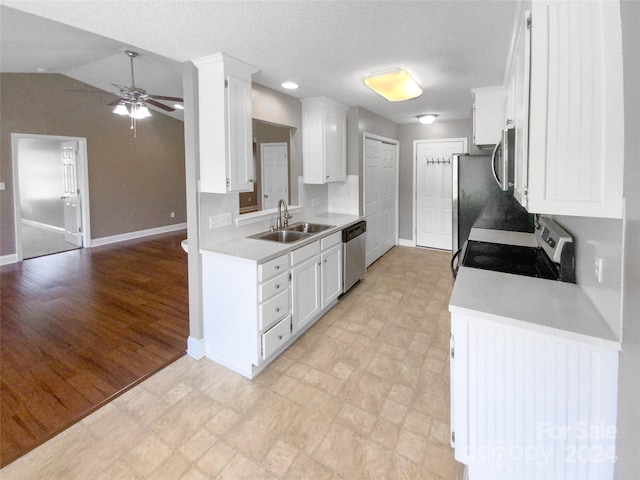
[187,336,205,359]
[0,254,18,266]
[90,223,187,247]
[398,238,416,247]
[22,219,65,233]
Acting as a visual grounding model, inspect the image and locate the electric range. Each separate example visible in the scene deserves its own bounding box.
[453,216,575,282]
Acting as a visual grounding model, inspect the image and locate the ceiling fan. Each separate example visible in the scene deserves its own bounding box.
[110,50,184,135]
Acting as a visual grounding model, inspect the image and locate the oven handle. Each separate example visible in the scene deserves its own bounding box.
[451,247,462,280]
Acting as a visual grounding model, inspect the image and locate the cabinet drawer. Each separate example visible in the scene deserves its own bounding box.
[258,272,289,302]
[259,289,290,331]
[321,231,341,251]
[258,254,288,282]
[291,241,320,266]
[262,316,291,360]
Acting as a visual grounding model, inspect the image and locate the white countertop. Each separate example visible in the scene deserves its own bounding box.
[450,266,620,350]
[200,213,362,263]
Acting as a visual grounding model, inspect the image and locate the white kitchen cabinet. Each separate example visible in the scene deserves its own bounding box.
[201,251,290,378]
[320,232,342,309]
[193,53,259,193]
[301,96,347,184]
[451,311,619,479]
[509,1,624,218]
[471,86,507,147]
[290,241,321,332]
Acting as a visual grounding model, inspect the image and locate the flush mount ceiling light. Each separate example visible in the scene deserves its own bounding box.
[364,69,422,102]
[417,114,438,125]
[281,81,299,90]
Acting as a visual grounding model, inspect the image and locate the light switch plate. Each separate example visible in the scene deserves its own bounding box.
[0,182,5,191]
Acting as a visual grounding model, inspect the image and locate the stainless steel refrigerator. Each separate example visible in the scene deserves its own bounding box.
[452,153,534,254]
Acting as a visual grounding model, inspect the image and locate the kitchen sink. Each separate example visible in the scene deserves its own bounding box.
[286,222,335,234]
[250,229,310,243]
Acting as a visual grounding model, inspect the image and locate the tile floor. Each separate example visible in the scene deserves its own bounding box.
[1,246,464,479]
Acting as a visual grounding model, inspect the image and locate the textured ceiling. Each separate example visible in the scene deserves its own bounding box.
[0,1,520,125]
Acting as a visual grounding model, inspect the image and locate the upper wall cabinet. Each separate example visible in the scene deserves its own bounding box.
[193,53,259,193]
[471,86,507,147]
[509,1,624,218]
[301,97,347,184]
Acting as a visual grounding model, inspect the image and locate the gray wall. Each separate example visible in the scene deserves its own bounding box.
[0,73,187,255]
[397,118,483,240]
[615,1,640,478]
[17,137,65,228]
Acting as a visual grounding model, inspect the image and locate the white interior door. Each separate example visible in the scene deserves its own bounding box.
[61,141,82,246]
[364,137,397,267]
[261,142,288,210]
[415,139,466,250]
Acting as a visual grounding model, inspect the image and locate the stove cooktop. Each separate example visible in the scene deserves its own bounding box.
[462,240,559,280]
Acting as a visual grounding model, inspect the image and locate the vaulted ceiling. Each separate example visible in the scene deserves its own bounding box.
[0,1,520,124]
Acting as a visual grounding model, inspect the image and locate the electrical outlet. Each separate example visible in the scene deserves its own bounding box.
[311,197,319,207]
[170,211,175,218]
[209,212,232,229]
[594,255,604,283]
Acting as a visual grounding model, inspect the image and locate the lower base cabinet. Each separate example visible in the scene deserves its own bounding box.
[202,231,345,379]
[450,312,619,479]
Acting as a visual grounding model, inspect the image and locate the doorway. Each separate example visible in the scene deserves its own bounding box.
[260,142,289,211]
[11,134,90,261]
[414,137,467,250]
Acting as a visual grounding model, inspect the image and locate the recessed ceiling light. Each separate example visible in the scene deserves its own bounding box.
[173,104,184,110]
[364,69,422,102]
[417,114,438,125]
[281,81,299,90]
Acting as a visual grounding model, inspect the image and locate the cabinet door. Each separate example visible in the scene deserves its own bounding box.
[226,75,254,192]
[291,255,321,332]
[321,244,342,309]
[527,0,623,218]
[324,106,347,182]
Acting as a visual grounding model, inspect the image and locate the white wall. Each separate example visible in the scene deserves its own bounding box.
[553,216,623,338]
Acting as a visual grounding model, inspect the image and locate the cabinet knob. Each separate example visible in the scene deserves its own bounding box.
[275,307,280,313]
[275,265,280,271]
[277,335,283,340]
[275,284,280,289]
[249,179,254,183]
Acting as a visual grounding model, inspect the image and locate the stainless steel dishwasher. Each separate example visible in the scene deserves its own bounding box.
[342,221,366,294]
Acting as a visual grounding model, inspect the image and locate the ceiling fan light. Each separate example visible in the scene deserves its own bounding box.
[113,103,129,115]
[131,104,152,119]
[173,104,184,110]
[417,114,438,125]
[364,69,422,102]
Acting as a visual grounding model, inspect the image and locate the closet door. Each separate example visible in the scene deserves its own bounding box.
[364,138,397,267]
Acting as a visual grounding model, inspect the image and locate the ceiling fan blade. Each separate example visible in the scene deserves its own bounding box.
[146,99,175,112]
[65,89,112,94]
[108,99,124,106]
[148,94,184,102]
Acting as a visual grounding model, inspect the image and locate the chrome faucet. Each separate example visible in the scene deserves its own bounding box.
[276,199,292,230]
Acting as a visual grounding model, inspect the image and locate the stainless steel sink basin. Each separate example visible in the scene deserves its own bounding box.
[286,222,335,234]
[250,229,310,243]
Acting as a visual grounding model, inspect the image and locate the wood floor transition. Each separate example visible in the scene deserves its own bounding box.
[0,231,189,467]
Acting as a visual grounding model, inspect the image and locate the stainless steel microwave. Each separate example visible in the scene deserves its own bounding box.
[491,126,515,191]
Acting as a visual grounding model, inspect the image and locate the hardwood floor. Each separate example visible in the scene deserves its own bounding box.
[0,231,189,467]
